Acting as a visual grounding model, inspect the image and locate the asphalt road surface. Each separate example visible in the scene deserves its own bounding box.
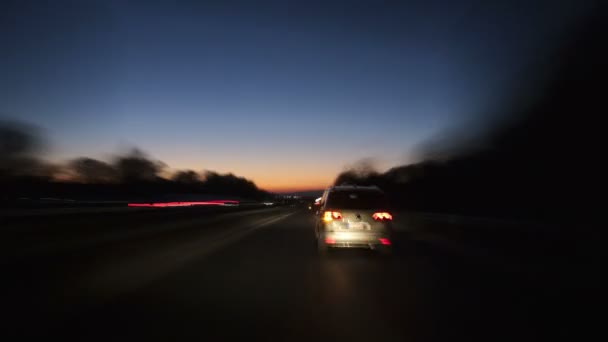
[2,206,597,341]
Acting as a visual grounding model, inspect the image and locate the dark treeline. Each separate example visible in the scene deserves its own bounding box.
[0,123,268,202]
[335,5,606,225]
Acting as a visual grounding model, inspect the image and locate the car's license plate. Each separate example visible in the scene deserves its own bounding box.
[348,222,364,229]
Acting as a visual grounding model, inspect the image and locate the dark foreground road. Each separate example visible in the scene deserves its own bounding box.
[2,206,598,341]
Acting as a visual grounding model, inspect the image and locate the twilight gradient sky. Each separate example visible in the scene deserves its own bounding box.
[0,0,593,191]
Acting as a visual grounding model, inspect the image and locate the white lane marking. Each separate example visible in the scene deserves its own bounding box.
[80,210,297,300]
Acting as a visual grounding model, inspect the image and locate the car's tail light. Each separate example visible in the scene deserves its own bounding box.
[379,238,391,245]
[323,211,343,222]
[325,238,336,244]
[372,212,393,221]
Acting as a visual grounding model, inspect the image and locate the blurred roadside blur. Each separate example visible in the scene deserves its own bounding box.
[0,121,268,203]
[335,3,606,227]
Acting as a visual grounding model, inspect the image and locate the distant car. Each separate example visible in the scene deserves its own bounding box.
[314,185,393,254]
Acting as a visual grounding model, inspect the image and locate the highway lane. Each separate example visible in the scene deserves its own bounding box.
[2,207,592,341]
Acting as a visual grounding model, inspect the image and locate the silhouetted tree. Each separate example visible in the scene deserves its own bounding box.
[0,121,269,201]
[172,170,201,184]
[331,4,607,223]
[203,171,261,198]
[113,149,165,183]
[0,119,53,179]
[0,120,43,158]
[334,158,381,186]
[69,157,117,183]
[334,170,359,185]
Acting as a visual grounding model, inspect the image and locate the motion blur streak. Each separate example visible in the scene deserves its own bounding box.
[81,209,297,299]
[127,200,239,207]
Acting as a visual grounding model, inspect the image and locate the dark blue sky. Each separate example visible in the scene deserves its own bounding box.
[0,0,594,190]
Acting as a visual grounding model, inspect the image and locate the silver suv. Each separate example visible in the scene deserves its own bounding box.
[314,185,393,254]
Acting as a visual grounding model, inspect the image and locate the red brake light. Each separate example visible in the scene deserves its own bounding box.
[372,212,393,221]
[323,211,343,222]
[379,238,391,245]
[325,238,336,244]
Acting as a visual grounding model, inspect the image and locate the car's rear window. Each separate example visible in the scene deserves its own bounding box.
[326,190,389,209]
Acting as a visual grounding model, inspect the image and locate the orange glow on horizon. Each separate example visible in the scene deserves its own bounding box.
[162,155,340,192]
[204,169,333,193]
[221,170,333,193]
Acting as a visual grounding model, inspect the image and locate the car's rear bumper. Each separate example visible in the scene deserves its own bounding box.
[324,231,391,248]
